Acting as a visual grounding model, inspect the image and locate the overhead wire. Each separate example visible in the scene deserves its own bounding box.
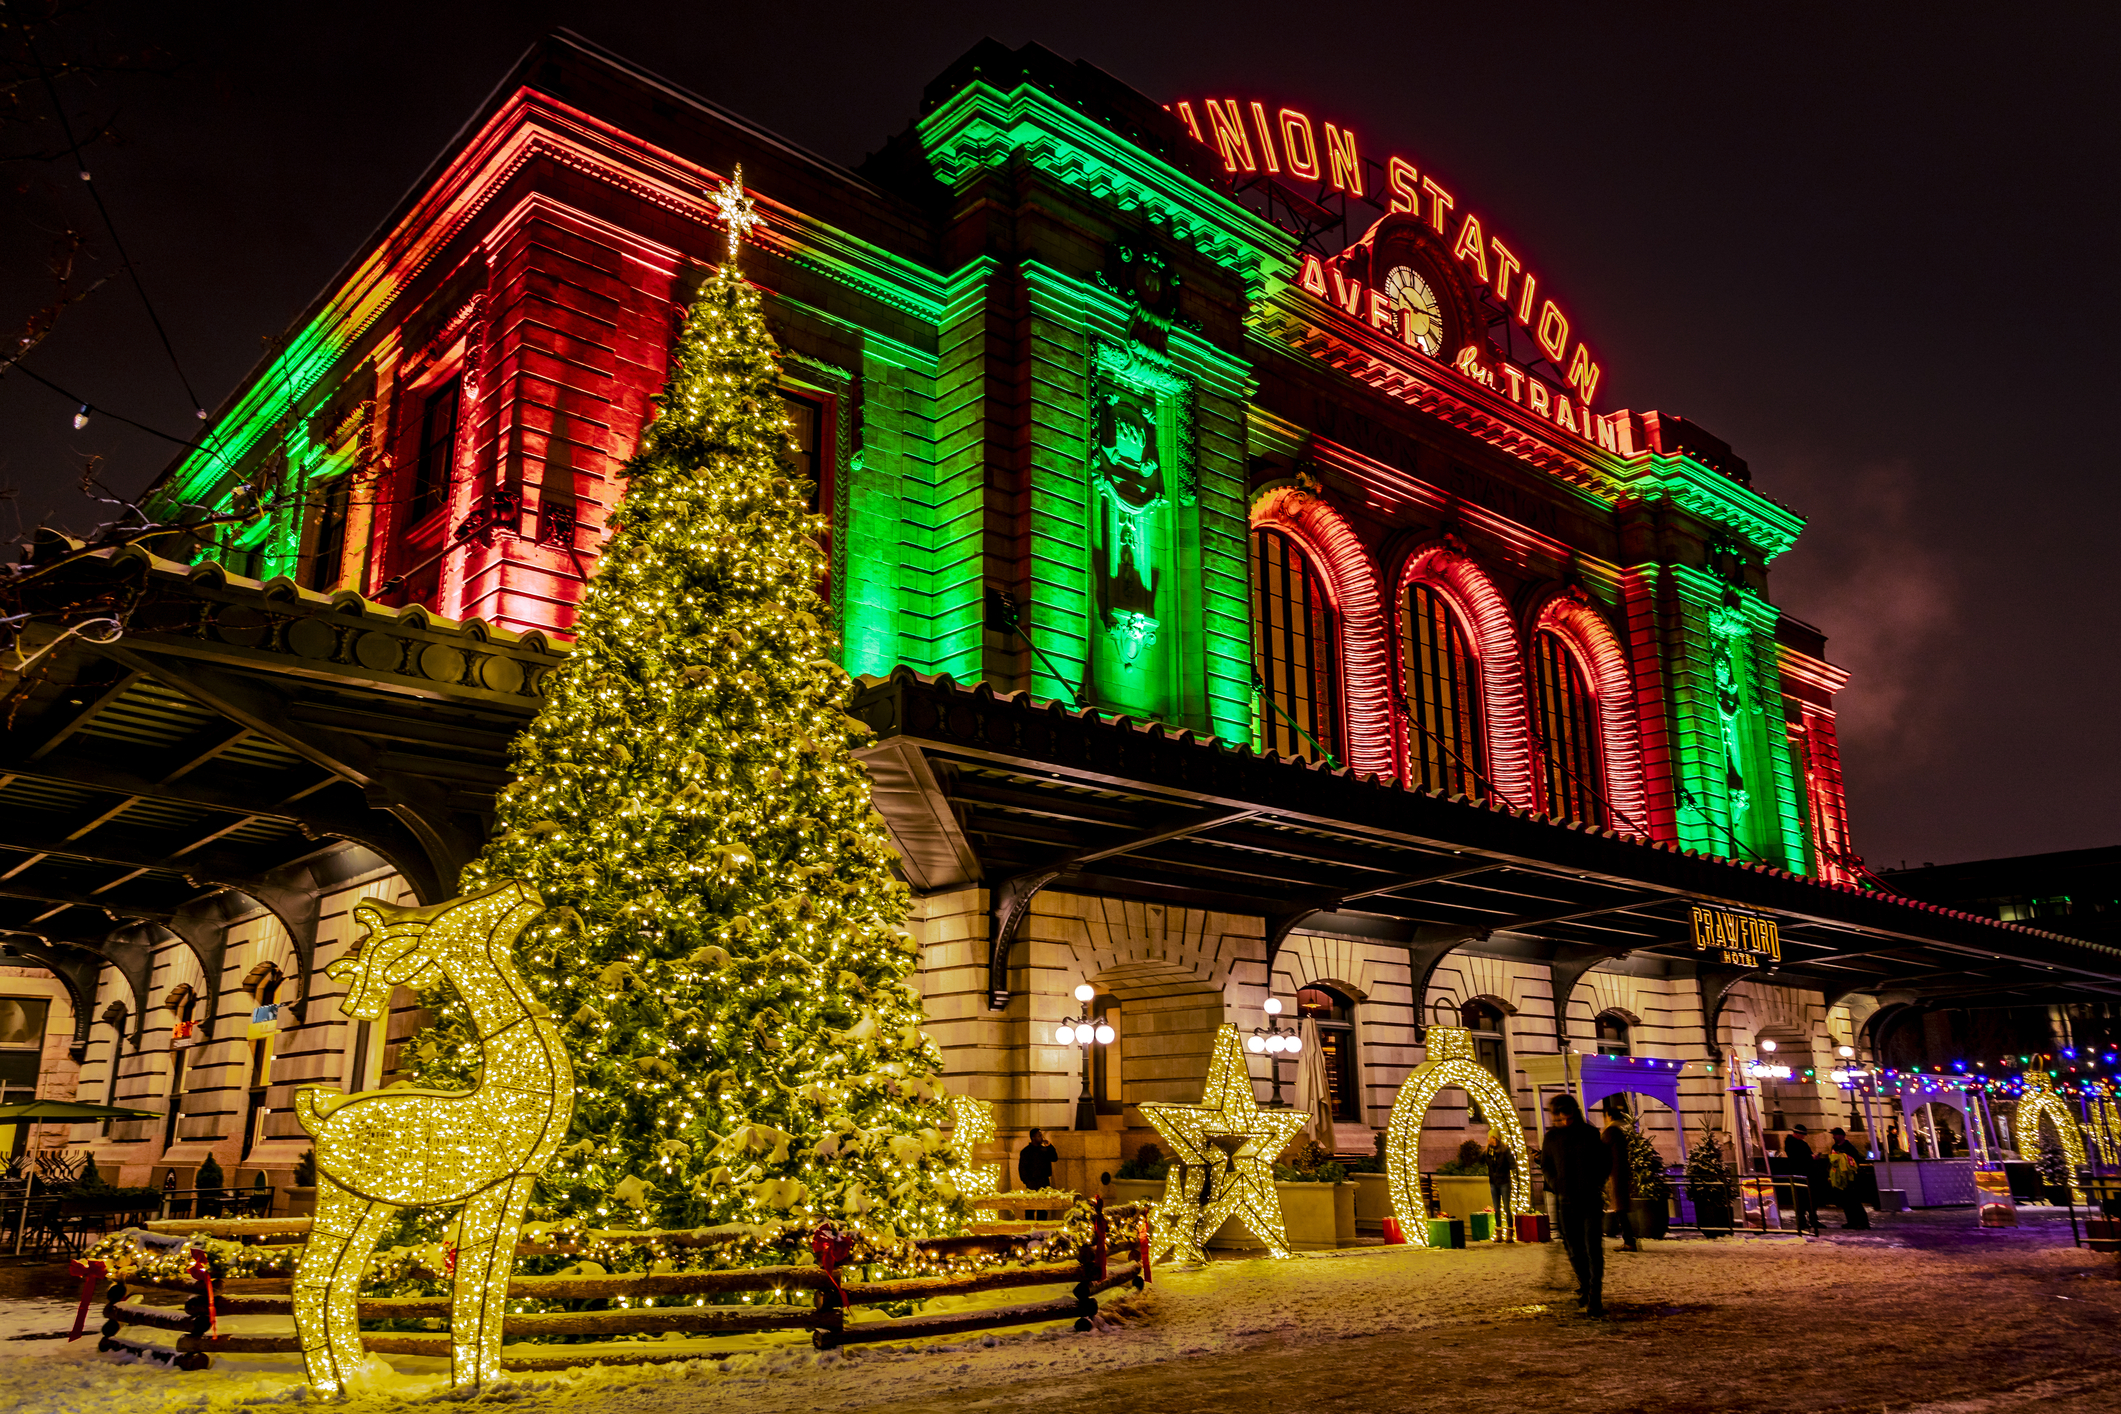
[22,19,208,421]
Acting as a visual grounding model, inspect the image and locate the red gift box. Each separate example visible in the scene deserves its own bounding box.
[1515,1212,1551,1243]
[1382,1216,1407,1245]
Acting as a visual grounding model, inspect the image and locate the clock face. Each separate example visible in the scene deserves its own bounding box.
[1383,264,1446,355]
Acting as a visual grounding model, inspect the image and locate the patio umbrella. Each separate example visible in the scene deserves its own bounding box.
[1293,1017,1335,1146]
[0,1100,158,1121]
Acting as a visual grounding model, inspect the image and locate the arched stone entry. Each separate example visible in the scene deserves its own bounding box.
[1385,1025,1532,1245]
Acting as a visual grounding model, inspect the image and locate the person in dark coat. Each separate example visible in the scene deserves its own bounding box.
[1600,1099,1639,1251]
[1484,1128,1517,1241]
[1828,1127,1871,1230]
[1541,1094,1610,1316]
[1783,1124,1821,1236]
[1018,1128,1059,1219]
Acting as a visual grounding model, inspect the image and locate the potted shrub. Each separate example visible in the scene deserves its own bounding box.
[1685,1119,1738,1236]
[1108,1142,1169,1210]
[1625,1121,1672,1240]
[195,1154,225,1219]
[287,1147,319,1217]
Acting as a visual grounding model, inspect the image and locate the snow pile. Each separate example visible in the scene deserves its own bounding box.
[2,1232,2108,1414]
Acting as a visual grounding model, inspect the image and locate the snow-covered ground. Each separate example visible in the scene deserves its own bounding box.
[4,1220,2116,1414]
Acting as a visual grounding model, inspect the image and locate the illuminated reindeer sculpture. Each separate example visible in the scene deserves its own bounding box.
[292,880,574,1394]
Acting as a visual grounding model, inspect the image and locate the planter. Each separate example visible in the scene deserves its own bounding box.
[1209,1182,1357,1250]
[1693,1199,1734,1237]
[284,1186,318,1218]
[1431,1174,1493,1223]
[1630,1197,1669,1241]
[1110,1177,1356,1249]
[1107,1178,1165,1210]
[1351,1171,1391,1229]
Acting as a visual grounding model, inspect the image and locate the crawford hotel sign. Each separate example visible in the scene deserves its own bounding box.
[1171,96,1640,457]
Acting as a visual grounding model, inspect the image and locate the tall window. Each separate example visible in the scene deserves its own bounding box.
[408,377,461,523]
[1400,584,1485,795]
[308,475,351,591]
[1299,987,1361,1122]
[1460,999,1509,1124]
[1252,529,1339,762]
[781,391,823,514]
[1533,630,1605,824]
[1091,994,1123,1115]
[1595,1012,1631,1057]
[0,997,45,1161]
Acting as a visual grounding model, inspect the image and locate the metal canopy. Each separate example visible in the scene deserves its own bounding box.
[0,546,558,1047]
[849,671,2121,1036]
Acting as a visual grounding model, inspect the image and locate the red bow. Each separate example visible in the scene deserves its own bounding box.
[67,1259,105,1341]
[810,1222,857,1305]
[187,1247,218,1337]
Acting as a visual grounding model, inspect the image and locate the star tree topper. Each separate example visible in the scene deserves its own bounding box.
[713,164,762,258]
[1139,1022,1307,1262]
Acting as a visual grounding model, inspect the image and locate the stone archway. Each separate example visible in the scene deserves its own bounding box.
[1384,1025,1532,1246]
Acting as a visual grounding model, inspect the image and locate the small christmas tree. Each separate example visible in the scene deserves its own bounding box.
[1625,1120,1671,1201]
[2033,1120,2070,1195]
[1685,1118,1737,1207]
[409,175,964,1242]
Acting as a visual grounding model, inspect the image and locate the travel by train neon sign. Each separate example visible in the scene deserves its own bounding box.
[1171,97,1620,448]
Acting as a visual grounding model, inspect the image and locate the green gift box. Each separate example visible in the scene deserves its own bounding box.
[1467,1212,1491,1242]
[1427,1217,1465,1249]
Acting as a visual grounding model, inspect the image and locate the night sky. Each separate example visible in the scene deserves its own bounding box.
[3,3,2115,870]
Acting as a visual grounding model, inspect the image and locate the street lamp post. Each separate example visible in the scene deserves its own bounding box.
[1247,997,1302,1107]
[1056,984,1114,1131]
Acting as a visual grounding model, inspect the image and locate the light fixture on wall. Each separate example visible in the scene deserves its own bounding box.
[1760,1038,1778,1053]
[1056,983,1113,1131]
[1249,996,1302,1106]
[1838,1044,1855,1059]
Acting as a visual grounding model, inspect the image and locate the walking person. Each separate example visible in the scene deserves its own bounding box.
[1541,1094,1611,1316]
[1601,1099,1639,1252]
[1828,1127,1871,1230]
[1783,1124,1822,1237]
[1017,1127,1059,1220]
[1484,1127,1517,1241]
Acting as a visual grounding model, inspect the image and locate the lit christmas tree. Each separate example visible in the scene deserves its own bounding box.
[413,174,966,1242]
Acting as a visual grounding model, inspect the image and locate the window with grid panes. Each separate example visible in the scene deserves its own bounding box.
[1400,583,1485,795]
[408,377,461,523]
[1532,630,1605,825]
[1250,528,1339,762]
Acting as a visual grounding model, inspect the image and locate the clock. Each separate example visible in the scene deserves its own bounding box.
[1382,264,1446,355]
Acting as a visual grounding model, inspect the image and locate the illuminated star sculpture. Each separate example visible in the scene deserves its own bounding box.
[1139,1022,1307,1262]
[712,163,763,258]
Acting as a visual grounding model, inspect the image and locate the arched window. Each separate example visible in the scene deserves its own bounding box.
[1298,986,1361,1122]
[1251,529,1340,762]
[1533,630,1605,825]
[1459,999,1510,1123]
[1401,584,1486,795]
[1595,1012,1631,1058]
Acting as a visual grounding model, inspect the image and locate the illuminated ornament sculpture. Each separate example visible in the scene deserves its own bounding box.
[1139,1023,1307,1262]
[1384,1024,1532,1245]
[2011,1069,2088,1204]
[292,881,573,1394]
[946,1093,1001,1199]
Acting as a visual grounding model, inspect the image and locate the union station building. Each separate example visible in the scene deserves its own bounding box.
[4,33,2111,1197]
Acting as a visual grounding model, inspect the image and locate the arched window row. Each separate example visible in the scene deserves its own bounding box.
[1245,506,1646,833]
